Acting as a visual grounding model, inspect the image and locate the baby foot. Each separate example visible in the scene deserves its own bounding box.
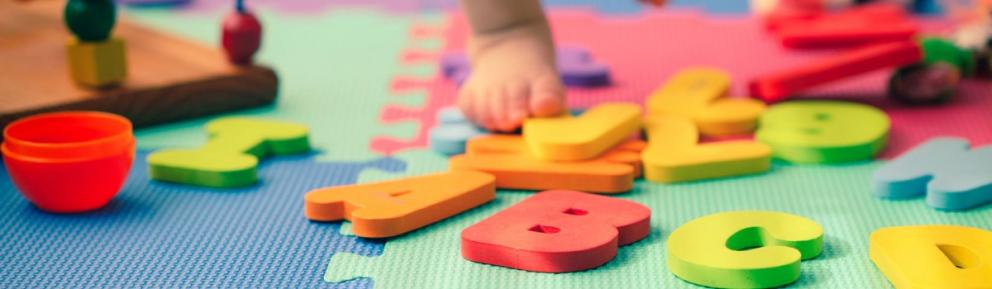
[458,22,566,132]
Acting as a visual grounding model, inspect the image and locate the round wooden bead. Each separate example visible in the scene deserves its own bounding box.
[64,0,117,42]
[221,10,262,65]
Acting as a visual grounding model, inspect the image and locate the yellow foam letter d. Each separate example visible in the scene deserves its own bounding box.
[870,225,992,289]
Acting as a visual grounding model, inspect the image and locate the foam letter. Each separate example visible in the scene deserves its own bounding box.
[870,225,992,289]
[647,68,767,136]
[148,118,310,188]
[642,114,770,183]
[667,211,823,288]
[461,190,651,272]
[756,100,889,164]
[523,103,641,161]
[449,135,642,193]
[873,137,992,210]
[304,171,495,238]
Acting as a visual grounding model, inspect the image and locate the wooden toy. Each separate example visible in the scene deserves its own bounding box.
[756,100,890,164]
[749,40,923,102]
[222,0,262,65]
[66,38,127,87]
[667,211,823,289]
[870,225,992,289]
[442,45,610,87]
[147,118,310,188]
[64,0,116,42]
[920,37,975,76]
[523,103,641,161]
[770,3,918,49]
[305,171,495,238]
[449,135,642,193]
[461,190,650,273]
[63,0,126,87]
[642,115,771,183]
[1,111,134,213]
[888,37,973,104]
[639,0,667,7]
[872,137,992,210]
[647,68,766,136]
[887,62,961,105]
[428,107,487,155]
[0,1,278,132]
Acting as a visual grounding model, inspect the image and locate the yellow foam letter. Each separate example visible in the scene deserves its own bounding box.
[870,225,992,289]
[523,103,641,161]
[647,68,766,136]
[642,115,770,183]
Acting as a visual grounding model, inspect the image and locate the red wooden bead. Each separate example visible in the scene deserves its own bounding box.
[221,10,262,65]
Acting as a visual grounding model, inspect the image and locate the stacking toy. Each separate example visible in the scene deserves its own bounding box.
[222,0,262,65]
[64,0,127,87]
[2,111,135,213]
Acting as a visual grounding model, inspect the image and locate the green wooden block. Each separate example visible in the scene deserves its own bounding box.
[148,117,310,188]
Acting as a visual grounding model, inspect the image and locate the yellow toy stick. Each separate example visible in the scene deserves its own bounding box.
[870,225,992,289]
[641,114,770,183]
[667,211,823,289]
[523,103,641,161]
[647,68,766,136]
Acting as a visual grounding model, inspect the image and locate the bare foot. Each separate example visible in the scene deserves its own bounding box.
[458,20,566,132]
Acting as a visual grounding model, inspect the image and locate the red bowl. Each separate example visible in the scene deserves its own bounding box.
[2,111,135,213]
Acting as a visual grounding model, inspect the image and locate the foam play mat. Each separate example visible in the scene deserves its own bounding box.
[2,1,991,288]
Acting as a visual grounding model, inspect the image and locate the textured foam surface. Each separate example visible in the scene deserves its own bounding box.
[2,3,985,288]
[391,11,991,159]
[129,8,439,162]
[0,151,403,288]
[326,153,992,288]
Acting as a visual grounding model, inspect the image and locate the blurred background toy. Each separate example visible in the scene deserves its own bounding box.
[222,0,262,65]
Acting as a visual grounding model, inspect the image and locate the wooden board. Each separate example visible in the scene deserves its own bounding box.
[0,1,278,132]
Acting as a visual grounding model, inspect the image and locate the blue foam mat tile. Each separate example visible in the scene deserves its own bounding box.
[0,151,404,288]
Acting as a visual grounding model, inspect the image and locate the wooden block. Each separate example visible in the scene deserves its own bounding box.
[523,103,641,161]
[870,225,992,289]
[0,1,278,132]
[756,100,889,164]
[872,137,992,211]
[647,68,766,136]
[305,171,496,238]
[147,117,310,188]
[449,135,642,194]
[461,190,650,273]
[66,38,127,87]
[642,114,770,183]
[667,211,823,289]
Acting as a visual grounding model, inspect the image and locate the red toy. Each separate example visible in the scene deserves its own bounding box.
[750,40,923,102]
[221,0,261,65]
[461,190,651,273]
[2,111,135,213]
[767,3,918,49]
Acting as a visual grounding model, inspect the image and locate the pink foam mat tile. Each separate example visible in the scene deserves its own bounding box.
[374,9,992,158]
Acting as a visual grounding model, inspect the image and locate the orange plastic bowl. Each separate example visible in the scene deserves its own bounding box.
[2,111,135,213]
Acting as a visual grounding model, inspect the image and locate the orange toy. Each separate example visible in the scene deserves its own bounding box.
[303,171,495,238]
[449,135,643,194]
